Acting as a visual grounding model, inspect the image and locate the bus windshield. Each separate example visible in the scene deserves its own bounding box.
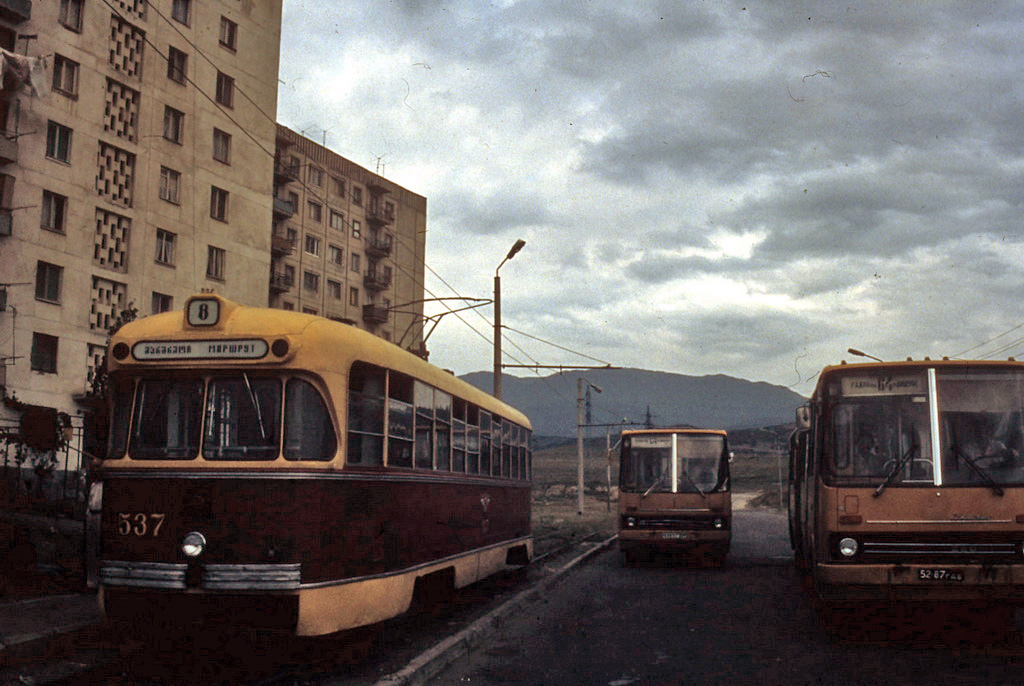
[116,374,337,461]
[826,368,1024,487]
[620,433,727,494]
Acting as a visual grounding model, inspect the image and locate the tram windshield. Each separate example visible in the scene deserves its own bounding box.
[826,368,1024,486]
[111,373,337,461]
[620,433,728,494]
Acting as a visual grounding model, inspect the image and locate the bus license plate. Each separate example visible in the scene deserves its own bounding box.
[918,568,964,582]
[660,531,693,540]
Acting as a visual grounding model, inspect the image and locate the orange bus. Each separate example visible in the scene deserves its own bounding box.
[86,294,532,636]
[618,428,732,565]
[790,358,1024,617]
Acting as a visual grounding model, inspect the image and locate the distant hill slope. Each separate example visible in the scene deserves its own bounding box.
[460,368,806,438]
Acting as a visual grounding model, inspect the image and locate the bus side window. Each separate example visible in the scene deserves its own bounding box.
[284,379,337,461]
[347,362,385,465]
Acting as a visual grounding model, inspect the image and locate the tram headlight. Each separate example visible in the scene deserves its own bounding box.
[838,537,859,558]
[181,531,207,559]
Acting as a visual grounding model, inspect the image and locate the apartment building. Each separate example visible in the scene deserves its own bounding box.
[272,125,427,356]
[0,0,283,424]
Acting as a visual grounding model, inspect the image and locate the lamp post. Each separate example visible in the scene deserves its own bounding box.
[493,239,525,400]
[577,377,602,515]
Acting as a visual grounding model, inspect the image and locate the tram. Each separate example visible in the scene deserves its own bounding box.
[86,294,532,636]
[790,358,1024,610]
[618,428,732,565]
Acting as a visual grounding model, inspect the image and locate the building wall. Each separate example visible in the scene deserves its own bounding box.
[272,125,427,355]
[0,0,283,419]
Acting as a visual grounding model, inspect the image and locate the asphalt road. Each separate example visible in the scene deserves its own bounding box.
[428,511,1024,685]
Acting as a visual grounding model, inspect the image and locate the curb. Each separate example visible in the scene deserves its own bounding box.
[369,534,619,686]
[0,594,100,655]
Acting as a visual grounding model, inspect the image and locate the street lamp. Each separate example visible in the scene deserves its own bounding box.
[577,377,602,515]
[493,239,525,400]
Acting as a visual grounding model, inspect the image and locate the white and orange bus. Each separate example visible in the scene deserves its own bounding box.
[86,293,532,636]
[618,428,732,565]
[790,358,1024,618]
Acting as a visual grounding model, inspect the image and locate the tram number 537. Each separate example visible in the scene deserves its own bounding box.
[117,512,166,537]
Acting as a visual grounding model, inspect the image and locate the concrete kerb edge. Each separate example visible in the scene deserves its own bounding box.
[369,534,619,686]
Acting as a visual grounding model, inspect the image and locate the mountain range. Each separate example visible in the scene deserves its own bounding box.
[459,368,806,438]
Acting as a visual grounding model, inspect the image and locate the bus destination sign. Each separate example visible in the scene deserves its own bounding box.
[133,339,269,361]
[841,374,926,397]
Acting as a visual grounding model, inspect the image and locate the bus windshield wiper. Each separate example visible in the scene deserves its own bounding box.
[641,473,667,498]
[873,444,919,497]
[680,463,708,500]
[951,444,1004,496]
[243,373,268,441]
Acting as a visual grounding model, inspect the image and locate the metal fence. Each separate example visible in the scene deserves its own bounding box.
[1,417,88,506]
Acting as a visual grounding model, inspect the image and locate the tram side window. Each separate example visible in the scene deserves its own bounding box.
[130,378,203,459]
[466,405,480,474]
[436,389,452,471]
[508,424,519,479]
[347,362,385,465]
[284,378,337,461]
[204,376,282,460]
[414,381,435,469]
[480,411,492,475]
[452,398,467,472]
[502,421,512,477]
[108,375,134,459]
[493,418,504,477]
[388,372,414,467]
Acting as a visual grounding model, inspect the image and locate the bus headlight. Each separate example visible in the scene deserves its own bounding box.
[713,518,725,530]
[625,516,637,528]
[838,537,859,558]
[181,531,207,559]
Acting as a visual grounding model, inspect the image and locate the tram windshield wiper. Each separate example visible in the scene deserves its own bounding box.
[243,373,268,441]
[951,443,1004,496]
[873,444,919,498]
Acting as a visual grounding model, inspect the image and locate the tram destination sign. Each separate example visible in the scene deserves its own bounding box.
[133,339,269,361]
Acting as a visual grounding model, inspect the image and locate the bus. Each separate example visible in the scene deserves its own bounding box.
[618,429,732,565]
[86,294,533,637]
[790,358,1024,617]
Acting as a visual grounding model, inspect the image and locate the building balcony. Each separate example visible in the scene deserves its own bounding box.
[271,232,295,256]
[363,270,392,292]
[0,210,11,237]
[365,232,393,258]
[273,157,299,183]
[0,135,17,166]
[365,203,394,226]
[362,304,389,324]
[269,271,293,293]
[272,196,294,218]
[0,0,31,23]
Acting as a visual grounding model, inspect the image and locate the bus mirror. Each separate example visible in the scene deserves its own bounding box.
[728,451,735,463]
[795,405,811,429]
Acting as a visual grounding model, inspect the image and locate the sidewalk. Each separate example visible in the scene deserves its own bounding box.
[0,593,100,653]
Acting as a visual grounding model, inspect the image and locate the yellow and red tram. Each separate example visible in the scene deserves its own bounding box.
[86,294,532,636]
[790,358,1024,611]
[618,428,732,564]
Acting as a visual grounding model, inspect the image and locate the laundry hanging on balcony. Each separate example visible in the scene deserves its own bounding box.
[0,49,50,98]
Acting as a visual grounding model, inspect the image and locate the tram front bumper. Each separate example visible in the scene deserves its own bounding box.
[815,562,1024,601]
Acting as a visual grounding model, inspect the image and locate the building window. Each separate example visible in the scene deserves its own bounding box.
[282,302,295,311]
[213,128,231,164]
[385,201,396,220]
[329,244,343,266]
[215,71,234,107]
[41,191,68,233]
[152,292,174,314]
[353,186,363,206]
[31,333,59,374]
[207,245,225,280]
[351,253,360,273]
[171,0,191,25]
[163,106,184,144]
[159,166,181,204]
[302,307,318,315]
[328,279,342,300]
[46,121,72,163]
[349,287,359,306]
[155,229,176,265]
[210,186,229,221]
[351,220,361,238]
[59,0,84,32]
[307,200,322,223]
[308,166,323,187]
[333,177,345,198]
[52,55,79,97]
[219,16,238,50]
[329,210,344,231]
[167,47,188,84]
[35,261,63,303]
[304,235,320,256]
[303,271,320,293]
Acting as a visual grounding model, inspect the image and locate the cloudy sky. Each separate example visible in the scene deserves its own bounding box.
[277,1,1024,399]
